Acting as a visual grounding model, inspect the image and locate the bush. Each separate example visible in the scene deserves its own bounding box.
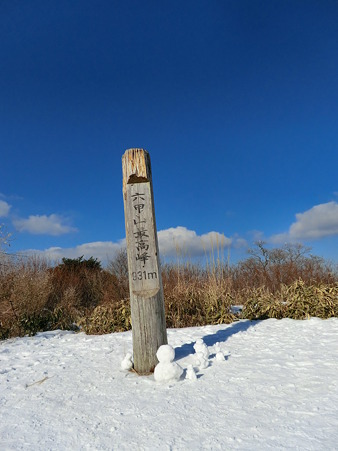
[58,255,102,271]
[233,241,336,292]
[241,280,338,320]
[48,256,104,309]
[78,300,131,335]
[0,256,53,337]
[162,263,236,328]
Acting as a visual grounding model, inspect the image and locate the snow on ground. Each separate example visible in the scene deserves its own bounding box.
[1,318,338,450]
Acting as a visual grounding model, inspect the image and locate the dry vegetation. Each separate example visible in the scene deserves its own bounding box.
[0,242,337,340]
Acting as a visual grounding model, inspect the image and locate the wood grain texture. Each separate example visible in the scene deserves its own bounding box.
[122,148,152,193]
[122,148,167,374]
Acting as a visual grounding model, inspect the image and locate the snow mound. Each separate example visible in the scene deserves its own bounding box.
[121,352,133,370]
[185,364,197,381]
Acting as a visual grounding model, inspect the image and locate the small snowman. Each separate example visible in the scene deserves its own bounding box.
[214,342,225,361]
[121,352,133,371]
[185,364,197,381]
[215,351,225,361]
[193,338,209,370]
[154,345,183,383]
[193,338,209,359]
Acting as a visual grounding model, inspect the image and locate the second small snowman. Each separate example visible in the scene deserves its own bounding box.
[154,345,183,383]
[193,338,209,370]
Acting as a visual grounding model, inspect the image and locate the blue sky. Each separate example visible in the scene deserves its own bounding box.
[1,0,338,265]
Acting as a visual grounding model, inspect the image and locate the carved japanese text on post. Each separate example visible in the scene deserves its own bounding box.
[126,182,160,297]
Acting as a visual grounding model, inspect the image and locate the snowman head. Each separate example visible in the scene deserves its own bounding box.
[156,344,175,363]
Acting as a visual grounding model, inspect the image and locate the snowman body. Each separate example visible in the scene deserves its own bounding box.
[154,345,183,383]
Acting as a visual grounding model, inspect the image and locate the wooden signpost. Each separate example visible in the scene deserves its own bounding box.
[122,148,167,374]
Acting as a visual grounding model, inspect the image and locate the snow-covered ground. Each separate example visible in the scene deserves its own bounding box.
[1,318,338,450]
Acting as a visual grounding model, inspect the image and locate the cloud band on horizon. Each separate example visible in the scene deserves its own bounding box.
[22,226,244,264]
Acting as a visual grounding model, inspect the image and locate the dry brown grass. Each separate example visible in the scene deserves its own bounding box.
[1,243,337,339]
[0,255,53,338]
[241,280,338,320]
[162,262,236,328]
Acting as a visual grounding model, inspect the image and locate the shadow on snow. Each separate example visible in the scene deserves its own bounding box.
[174,320,257,360]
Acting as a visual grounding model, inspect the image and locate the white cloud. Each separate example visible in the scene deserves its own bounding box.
[23,226,245,264]
[0,200,11,217]
[158,226,232,257]
[13,214,77,236]
[271,201,338,243]
[28,241,125,264]
[234,237,248,248]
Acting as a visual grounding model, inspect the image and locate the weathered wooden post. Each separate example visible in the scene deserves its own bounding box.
[122,148,167,374]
